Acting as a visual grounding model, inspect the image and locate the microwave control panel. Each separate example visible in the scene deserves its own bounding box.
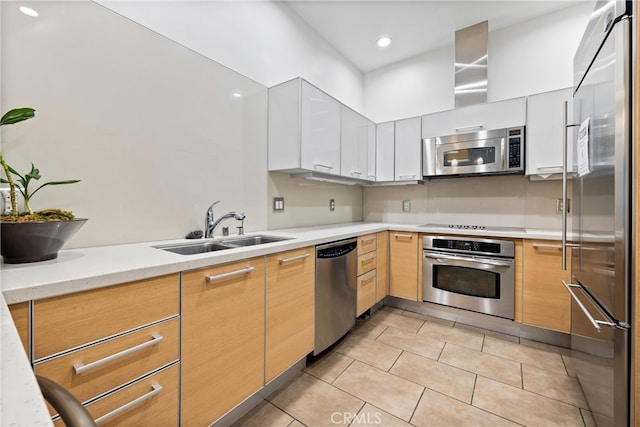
[507,128,523,169]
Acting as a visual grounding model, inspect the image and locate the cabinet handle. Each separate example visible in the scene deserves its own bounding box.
[361,276,375,285]
[368,175,376,179]
[394,233,413,239]
[351,171,362,177]
[563,101,581,271]
[73,334,163,375]
[360,256,376,265]
[361,237,376,243]
[455,124,483,132]
[397,174,416,180]
[532,243,562,250]
[206,266,255,283]
[279,253,310,264]
[94,384,163,424]
[537,166,563,171]
[314,163,334,171]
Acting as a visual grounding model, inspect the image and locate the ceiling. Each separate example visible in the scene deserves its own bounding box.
[282,1,588,73]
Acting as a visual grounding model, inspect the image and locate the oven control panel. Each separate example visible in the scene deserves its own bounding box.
[423,236,515,258]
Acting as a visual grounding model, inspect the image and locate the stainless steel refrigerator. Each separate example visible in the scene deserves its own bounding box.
[565,1,632,426]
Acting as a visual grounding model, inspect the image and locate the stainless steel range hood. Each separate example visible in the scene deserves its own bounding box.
[455,21,488,108]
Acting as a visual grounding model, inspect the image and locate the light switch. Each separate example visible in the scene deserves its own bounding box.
[273,197,285,212]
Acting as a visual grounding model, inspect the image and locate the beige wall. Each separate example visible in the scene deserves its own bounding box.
[363,176,573,231]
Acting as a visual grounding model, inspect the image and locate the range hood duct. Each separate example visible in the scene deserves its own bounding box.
[454,20,488,108]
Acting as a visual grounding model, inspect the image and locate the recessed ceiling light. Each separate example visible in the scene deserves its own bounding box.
[376,36,392,48]
[19,6,38,17]
[232,92,242,98]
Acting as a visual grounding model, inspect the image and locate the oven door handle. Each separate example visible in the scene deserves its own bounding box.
[424,252,513,267]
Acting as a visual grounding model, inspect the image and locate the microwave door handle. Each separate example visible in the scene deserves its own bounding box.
[424,252,512,267]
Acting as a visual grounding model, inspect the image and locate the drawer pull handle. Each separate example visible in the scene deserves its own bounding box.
[532,243,562,250]
[361,237,376,243]
[394,233,413,239]
[314,163,334,171]
[361,257,376,265]
[279,253,310,264]
[206,266,255,283]
[361,276,375,285]
[455,124,483,132]
[73,334,163,375]
[560,281,616,332]
[94,383,163,424]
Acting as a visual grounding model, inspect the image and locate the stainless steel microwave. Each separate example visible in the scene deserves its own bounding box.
[422,127,525,178]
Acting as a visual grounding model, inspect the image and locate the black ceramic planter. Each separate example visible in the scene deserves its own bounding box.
[1,218,87,263]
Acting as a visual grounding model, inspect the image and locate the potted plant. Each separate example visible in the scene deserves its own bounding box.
[0,107,86,263]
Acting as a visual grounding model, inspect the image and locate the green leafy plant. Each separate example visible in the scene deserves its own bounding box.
[0,107,80,221]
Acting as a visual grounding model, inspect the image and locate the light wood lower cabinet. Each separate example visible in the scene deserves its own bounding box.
[8,302,29,357]
[35,318,179,405]
[522,240,571,332]
[376,231,389,302]
[357,269,377,316]
[265,247,314,383]
[181,257,265,426]
[33,274,179,359]
[389,231,419,301]
[56,364,180,427]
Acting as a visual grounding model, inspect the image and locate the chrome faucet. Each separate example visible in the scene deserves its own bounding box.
[205,201,246,238]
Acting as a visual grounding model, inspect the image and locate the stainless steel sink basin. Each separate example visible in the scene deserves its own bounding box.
[154,235,291,255]
[221,235,290,247]
[155,241,233,255]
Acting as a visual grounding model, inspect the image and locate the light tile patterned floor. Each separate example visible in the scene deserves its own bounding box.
[234,307,595,427]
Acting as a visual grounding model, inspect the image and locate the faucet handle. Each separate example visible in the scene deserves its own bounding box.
[237,225,244,236]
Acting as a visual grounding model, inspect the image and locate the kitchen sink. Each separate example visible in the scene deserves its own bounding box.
[221,235,290,247]
[154,235,291,255]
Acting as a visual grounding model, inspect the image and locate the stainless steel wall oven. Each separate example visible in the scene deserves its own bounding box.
[422,236,515,320]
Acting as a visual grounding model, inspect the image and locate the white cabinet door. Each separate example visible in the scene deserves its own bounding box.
[422,97,526,138]
[526,88,574,177]
[366,120,376,181]
[300,81,341,175]
[394,117,422,181]
[375,121,395,182]
[340,106,369,180]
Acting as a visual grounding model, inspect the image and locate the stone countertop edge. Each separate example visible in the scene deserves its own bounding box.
[0,221,565,427]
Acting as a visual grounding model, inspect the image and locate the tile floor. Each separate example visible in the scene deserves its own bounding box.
[234,307,596,427]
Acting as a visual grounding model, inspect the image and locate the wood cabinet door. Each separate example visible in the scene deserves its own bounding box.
[181,258,265,426]
[522,240,571,332]
[376,231,390,302]
[389,232,419,301]
[265,247,315,382]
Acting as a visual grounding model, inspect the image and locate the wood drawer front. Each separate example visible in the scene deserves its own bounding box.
[9,302,29,357]
[34,274,179,359]
[53,364,180,427]
[36,318,179,408]
[358,233,377,255]
[265,247,315,382]
[357,251,377,276]
[181,258,265,425]
[357,270,377,316]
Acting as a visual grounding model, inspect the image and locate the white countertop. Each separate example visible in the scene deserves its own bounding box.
[0,221,563,426]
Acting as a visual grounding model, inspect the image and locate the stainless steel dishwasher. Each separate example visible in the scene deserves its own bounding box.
[314,238,357,355]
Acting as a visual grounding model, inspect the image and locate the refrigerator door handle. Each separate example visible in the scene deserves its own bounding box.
[561,280,628,330]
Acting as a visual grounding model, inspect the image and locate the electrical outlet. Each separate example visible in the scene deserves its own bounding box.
[556,198,570,214]
[0,188,12,214]
[273,197,285,212]
[329,199,335,211]
[402,200,411,212]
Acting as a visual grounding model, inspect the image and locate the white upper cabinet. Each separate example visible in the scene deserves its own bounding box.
[341,106,371,181]
[366,120,376,181]
[526,88,574,177]
[421,97,527,138]
[375,121,395,182]
[268,78,341,176]
[394,117,422,181]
